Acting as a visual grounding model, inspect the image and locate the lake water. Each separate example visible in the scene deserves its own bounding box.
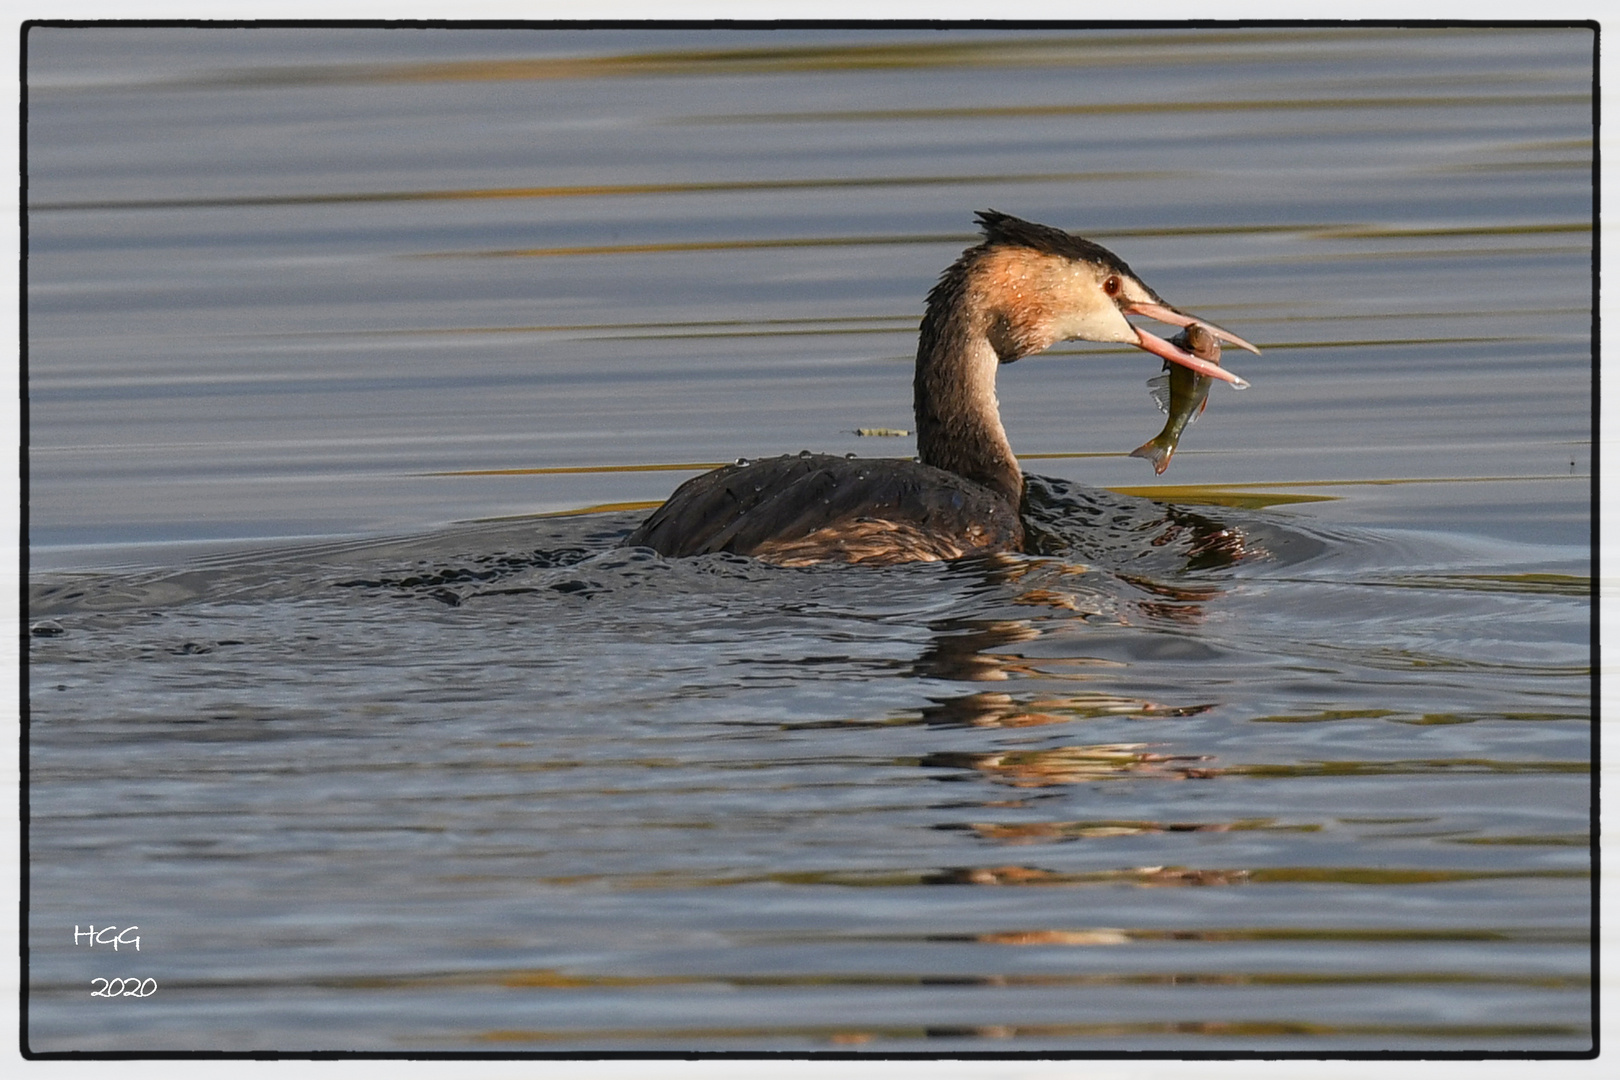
[23,25,1593,1054]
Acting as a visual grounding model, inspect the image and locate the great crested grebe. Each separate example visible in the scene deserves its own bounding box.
[624,210,1258,566]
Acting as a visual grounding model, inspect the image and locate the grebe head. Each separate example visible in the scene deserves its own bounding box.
[968,210,1258,387]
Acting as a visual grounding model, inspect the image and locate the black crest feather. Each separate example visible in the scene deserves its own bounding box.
[974,209,1144,286]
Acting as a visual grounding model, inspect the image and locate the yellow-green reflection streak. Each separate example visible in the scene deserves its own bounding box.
[412,232,961,260]
[1227,759,1587,778]
[1430,159,1591,172]
[1449,834,1590,846]
[968,817,1322,843]
[1315,222,1589,239]
[689,93,1592,125]
[29,170,1177,213]
[410,225,1586,262]
[75,29,1579,90]
[458,501,665,526]
[1111,474,1588,498]
[1102,488,1336,511]
[431,462,730,478]
[227,304,1592,339]
[1363,573,1591,597]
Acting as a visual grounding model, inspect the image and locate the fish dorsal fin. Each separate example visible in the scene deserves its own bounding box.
[1146,374,1172,415]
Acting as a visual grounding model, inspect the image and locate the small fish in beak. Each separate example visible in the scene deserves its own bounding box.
[1130,324,1222,475]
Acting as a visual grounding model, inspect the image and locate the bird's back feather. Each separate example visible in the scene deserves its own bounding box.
[624,453,1023,565]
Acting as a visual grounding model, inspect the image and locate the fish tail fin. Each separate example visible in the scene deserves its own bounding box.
[1129,439,1174,475]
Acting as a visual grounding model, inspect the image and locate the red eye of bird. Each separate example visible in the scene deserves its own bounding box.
[1103,275,1121,297]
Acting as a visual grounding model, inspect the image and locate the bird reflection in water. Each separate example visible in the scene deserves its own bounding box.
[922,865,1249,887]
[920,744,1218,788]
[907,617,1042,682]
[916,690,1210,729]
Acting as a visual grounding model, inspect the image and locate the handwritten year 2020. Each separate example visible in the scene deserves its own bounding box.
[75,925,154,998]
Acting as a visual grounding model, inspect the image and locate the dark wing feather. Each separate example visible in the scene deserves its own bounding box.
[623,454,1022,564]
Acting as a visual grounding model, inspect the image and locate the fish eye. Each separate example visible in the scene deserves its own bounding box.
[1102,275,1121,296]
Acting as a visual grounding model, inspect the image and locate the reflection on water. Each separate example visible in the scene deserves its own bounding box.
[26,24,1590,1055]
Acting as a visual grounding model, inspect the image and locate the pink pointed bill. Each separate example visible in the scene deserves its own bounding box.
[1127,300,1257,388]
[1134,327,1250,389]
[1127,300,1261,355]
